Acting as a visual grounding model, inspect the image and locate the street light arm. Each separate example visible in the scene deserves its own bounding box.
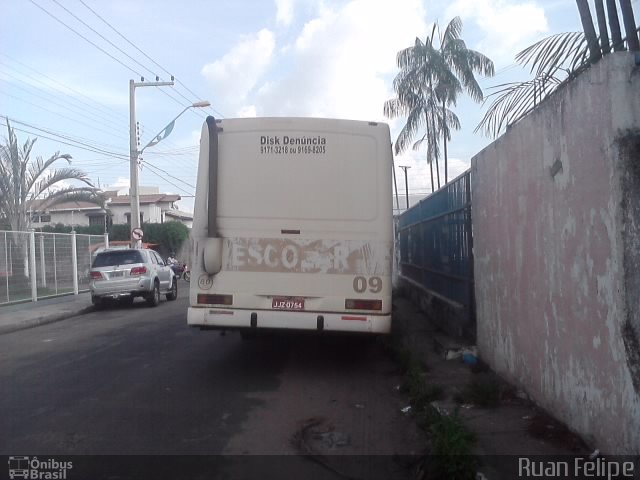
[139,101,210,153]
[140,106,189,153]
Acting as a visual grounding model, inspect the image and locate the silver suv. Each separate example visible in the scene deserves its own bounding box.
[89,248,177,308]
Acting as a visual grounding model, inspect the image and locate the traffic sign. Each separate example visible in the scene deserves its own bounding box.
[131,228,144,241]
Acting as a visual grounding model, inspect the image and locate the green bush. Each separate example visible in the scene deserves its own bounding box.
[141,221,189,255]
[41,221,189,256]
[41,224,106,235]
[455,378,501,408]
[429,412,477,480]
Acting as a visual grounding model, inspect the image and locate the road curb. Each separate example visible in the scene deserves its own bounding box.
[0,306,95,336]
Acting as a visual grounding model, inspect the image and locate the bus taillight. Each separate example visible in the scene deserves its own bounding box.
[345,299,382,311]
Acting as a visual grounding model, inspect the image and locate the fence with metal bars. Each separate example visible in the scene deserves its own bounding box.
[397,170,475,327]
[0,230,108,305]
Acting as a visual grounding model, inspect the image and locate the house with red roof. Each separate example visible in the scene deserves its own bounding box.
[28,187,193,229]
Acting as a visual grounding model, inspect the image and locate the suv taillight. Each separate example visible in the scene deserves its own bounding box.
[90,271,103,280]
[130,266,147,276]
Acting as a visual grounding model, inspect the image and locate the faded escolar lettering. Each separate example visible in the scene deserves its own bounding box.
[224,238,391,275]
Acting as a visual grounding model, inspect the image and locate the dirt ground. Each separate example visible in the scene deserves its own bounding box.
[221,334,426,455]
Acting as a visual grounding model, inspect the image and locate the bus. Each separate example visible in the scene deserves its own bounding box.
[187,116,393,335]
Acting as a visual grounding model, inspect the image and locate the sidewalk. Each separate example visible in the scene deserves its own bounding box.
[0,293,93,335]
[392,295,591,478]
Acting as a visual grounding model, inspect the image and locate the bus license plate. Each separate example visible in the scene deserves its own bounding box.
[272,297,305,310]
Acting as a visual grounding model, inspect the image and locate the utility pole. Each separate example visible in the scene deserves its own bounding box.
[399,166,411,210]
[391,155,400,211]
[129,78,174,247]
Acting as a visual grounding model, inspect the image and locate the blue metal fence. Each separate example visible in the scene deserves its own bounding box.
[397,170,474,318]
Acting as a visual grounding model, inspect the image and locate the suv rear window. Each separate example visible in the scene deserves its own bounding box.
[92,250,144,267]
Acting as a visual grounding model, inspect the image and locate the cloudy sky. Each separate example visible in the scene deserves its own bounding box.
[1,0,617,213]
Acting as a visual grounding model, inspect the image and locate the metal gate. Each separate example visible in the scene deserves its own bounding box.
[397,170,475,328]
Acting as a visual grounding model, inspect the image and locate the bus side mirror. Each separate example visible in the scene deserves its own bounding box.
[203,237,223,274]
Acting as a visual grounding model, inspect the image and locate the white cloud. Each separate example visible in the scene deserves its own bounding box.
[275,0,295,26]
[107,177,130,195]
[393,150,470,196]
[251,0,427,121]
[445,0,549,64]
[201,29,276,115]
[237,105,258,117]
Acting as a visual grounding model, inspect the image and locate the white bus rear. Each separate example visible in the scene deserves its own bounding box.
[188,117,393,335]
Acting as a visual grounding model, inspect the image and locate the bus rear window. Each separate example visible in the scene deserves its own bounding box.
[217,131,379,221]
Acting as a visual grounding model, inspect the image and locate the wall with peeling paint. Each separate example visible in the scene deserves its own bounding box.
[471,53,640,454]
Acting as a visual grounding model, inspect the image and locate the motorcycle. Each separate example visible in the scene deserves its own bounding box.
[170,263,190,282]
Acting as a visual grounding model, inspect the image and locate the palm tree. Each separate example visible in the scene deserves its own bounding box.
[384,76,448,193]
[476,1,638,138]
[386,17,494,189]
[0,119,105,277]
[576,0,602,62]
[433,17,494,184]
[475,29,595,138]
[619,0,639,51]
[607,0,624,51]
[594,0,610,54]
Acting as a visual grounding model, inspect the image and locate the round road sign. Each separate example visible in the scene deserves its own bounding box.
[131,228,144,241]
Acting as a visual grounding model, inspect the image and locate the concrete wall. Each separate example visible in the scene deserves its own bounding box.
[40,204,171,227]
[35,210,96,227]
[471,53,640,454]
[109,204,162,225]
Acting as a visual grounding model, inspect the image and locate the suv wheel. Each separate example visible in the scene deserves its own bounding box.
[91,294,104,310]
[166,279,178,301]
[146,281,160,307]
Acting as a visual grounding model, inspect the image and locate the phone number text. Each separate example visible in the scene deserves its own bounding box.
[260,145,326,154]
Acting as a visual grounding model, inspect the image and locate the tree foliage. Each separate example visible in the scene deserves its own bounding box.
[385,17,493,191]
[141,221,189,255]
[475,32,590,138]
[0,119,105,232]
[476,0,639,138]
[41,221,190,257]
[1,119,105,279]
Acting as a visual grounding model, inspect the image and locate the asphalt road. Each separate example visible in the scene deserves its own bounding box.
[0,291,424,479]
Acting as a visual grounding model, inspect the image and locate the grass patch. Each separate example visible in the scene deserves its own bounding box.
[454,377,501,408]
[404,374,445,410]
[384,334,478,479]
[383,335,443,411]
[427,412,478,480]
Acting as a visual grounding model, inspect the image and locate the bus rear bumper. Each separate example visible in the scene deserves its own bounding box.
[187,307,391,334]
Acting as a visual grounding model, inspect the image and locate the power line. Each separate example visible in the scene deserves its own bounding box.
[27,0,144,78]
[142,162,194,196]
[0,119,129,159]
[145,146,199,155]
[0,55,128,126]
[77,0,226,118]
[0,53,173,143]
[79,160,129,178]
[140,159,195,190]
[49,0,161,80]
[2,115,129,156]
[0,90,128,141]
[29,0,217,129]
[0,75,126,138]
